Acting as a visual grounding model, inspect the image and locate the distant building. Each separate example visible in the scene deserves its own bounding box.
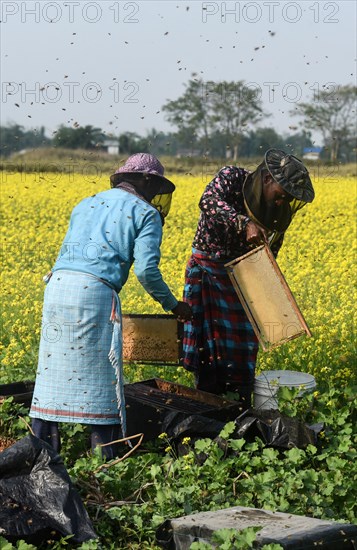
[103,139,119,155]
[302,146,323,161]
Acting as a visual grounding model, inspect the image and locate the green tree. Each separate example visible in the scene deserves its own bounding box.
[291,84,357,162]
[281,130,314,158]
[247,127,285,157]
[0,124,25,156]
[118,131,148,154]
[162,77,211,149]
[53,125,104,150]
[162,79,267,160]
[207,81,266,160]
[0,124,49,157]
[145,128,179,156]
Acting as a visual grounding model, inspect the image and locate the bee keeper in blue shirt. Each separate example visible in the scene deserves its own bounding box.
[30,153,192,458]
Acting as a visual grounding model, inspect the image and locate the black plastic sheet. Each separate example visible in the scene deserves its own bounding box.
[0,434,97,545]
[233,409,321,449]
[162,411,226,440]
[162,409,322,455]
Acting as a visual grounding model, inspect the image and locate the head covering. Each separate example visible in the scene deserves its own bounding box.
[265,148,315,203]
[243,149,314,233]
[110,153,175,194]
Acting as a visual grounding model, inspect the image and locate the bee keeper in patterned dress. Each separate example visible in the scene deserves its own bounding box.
[30,153,192,458]
[182,149,315,409]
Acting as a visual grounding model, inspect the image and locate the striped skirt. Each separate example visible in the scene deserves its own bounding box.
[182,250,259,394]
[30,271,125,428]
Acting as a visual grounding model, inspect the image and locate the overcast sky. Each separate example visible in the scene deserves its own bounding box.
[1,0,356,144]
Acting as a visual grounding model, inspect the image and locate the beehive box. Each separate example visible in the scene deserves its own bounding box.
[0,378,241,443]
[124,378,241,441]
[0,314,183,409]
[0,381,35,408]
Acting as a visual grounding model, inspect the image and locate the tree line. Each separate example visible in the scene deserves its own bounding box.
[1,80,355,162]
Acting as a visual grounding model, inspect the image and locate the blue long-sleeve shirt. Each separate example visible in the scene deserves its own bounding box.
[53,188,178,311]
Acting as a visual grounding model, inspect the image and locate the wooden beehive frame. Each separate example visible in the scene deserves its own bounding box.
[122,314,182,364]
[225,245,311,351]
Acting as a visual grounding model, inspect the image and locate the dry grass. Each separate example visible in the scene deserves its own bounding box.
[0,436,16,452]
[0,147,356,179]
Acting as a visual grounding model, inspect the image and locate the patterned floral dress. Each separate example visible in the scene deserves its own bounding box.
[182,166,284,405]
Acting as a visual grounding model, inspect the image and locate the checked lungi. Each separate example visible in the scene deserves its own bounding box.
[182,249,259,400]
[30,270,126,434]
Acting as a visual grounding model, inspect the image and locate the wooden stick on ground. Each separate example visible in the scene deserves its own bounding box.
[19,416,35,435]
[94,433,144,473]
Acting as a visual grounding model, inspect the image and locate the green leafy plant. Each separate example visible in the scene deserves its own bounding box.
[189,527,285,549]
[1,384,356,548]
[0,397,30,438]
[0,537,37,550]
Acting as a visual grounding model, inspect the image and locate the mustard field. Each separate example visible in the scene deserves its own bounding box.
[0,169,356,388]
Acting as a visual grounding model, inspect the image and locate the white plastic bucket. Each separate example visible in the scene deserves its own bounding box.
[253,370,316,410]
